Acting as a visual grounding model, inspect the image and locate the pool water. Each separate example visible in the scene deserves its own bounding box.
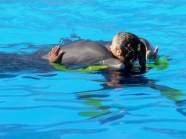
[0,0,186,139]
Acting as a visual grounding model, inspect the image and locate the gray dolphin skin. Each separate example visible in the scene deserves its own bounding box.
[43,40,125,69]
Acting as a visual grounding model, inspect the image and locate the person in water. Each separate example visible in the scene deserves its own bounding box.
[46,32,158,73]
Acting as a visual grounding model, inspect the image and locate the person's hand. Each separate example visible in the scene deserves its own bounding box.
[153,46,159,59]
[48,46,64,63]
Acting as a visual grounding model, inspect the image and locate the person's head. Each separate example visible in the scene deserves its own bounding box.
[110,32,140,64]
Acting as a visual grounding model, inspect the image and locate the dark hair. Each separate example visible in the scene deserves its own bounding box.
[119,32,146,73]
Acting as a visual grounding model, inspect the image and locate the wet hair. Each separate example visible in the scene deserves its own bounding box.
[113,32,146,73]
[115,32,139,60]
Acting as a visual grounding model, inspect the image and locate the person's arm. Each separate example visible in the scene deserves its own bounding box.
[140,38,158,59]
[48,46,65,63]
[99,58,125,70]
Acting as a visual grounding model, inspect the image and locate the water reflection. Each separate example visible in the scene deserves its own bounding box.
[0,123,107,139]
[77,69,185,123]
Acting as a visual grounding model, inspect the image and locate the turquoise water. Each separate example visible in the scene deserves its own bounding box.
[0,0,186,139]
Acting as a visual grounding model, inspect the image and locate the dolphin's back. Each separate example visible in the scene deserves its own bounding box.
[60,41,113,66]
